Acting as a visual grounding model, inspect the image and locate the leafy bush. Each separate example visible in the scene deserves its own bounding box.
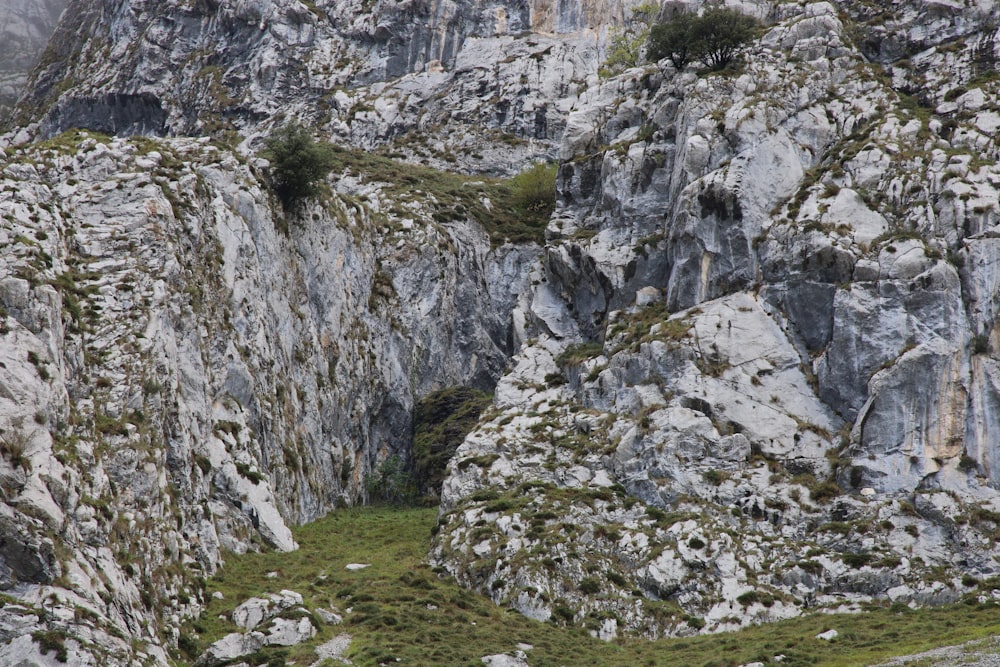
[177,633,200,659]
[365,455,417,506]
[648,7,760,71]
[687,536,706,550]
[647,11,699,70]
[696,8,761,70]
[263,123,337,209]
[507,162,557,219]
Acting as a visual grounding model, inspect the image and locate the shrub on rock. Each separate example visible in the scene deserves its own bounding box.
[647,7,760,71]
[263,123,337,210]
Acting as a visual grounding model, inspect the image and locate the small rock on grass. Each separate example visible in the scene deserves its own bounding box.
[482,651,529,667]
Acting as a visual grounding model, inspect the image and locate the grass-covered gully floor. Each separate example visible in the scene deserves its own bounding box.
[174,507,1000,666]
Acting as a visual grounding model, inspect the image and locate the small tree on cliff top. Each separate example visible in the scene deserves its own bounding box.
[263,122,337,210]
[648,7,760,71]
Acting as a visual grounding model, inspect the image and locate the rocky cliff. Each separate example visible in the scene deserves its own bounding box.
[431,0,1000,641]
[0,0,615,663]
[13,0,630,173]
[0,129,540,664]
[3,0,1000,664]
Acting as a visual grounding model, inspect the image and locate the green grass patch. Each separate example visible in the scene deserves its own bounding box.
[607,302,692,355]
[326,144,552,245]
[556,341,605,367]
[413,387,492,501]
[174,507,1000,666]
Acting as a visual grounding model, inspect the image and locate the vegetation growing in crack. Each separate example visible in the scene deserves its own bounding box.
[599,2,660,78]
[412,387,493,503]
[321,144,554,245]
[262,122,337,211]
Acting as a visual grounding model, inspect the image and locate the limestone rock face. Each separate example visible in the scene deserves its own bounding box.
[432,0,1000,640]
[0,132,538,663]
[11,0,633,173]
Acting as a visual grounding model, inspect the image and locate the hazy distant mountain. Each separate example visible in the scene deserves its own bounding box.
[0,0,65,120]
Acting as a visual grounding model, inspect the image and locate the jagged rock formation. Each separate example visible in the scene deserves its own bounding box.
[0,0,623,660]
[0,0,66,120]
[431,0,1000,641]
[3,0,1000,663]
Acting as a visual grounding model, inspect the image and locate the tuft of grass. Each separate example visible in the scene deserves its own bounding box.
[557,341,606,367]
[31,630,69,662]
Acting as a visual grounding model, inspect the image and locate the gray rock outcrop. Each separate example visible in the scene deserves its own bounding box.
[432,0,1000,640]
[0,130,538,663]
[12,0,633,173]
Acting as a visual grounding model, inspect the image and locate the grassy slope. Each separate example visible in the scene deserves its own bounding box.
[174,507,1000,667]
[325,145,555,246]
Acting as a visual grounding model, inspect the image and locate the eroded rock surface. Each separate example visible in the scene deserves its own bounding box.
[0,131,538,663]
[4,0,1000,662]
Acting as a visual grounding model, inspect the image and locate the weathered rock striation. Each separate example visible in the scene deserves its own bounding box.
[0,132,537,663]
[13,0,631,173]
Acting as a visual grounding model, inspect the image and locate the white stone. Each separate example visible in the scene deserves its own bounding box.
[816,629,838,641]
[312,634,352,665]
[635,286,660,307]
[316,607,343,625]
[264,616,316,646]
[198,632,265,666]
[232,597,271,630]
[481,652,529,667]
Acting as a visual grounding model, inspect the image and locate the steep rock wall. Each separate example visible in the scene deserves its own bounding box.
[8,0,1000,658]
[12,0,634,161]
[0,132,537,664]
